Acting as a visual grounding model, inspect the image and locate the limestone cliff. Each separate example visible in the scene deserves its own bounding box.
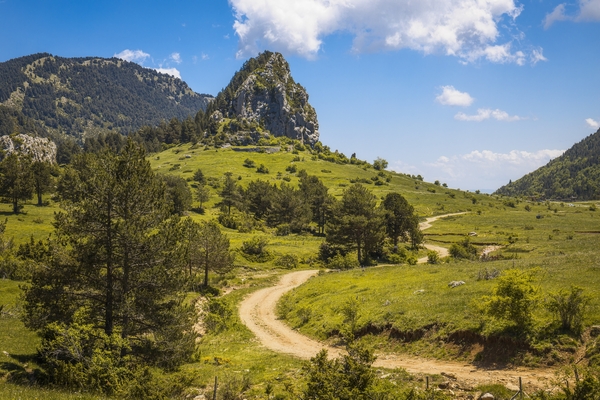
[216,51,319,145]
[0,134,57,163]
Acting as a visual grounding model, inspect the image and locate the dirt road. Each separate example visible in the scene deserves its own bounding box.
[239,270,556,390]
[238,212,557,390]
[418,213,467,263]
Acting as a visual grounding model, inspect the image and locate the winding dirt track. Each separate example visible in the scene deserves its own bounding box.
[238,213,557,390]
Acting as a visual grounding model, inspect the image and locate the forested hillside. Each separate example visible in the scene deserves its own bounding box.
[0,53,212,137]
[495,128,600,200]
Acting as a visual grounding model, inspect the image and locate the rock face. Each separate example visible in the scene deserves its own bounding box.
[220,52,319,145]
[0,134,57,163]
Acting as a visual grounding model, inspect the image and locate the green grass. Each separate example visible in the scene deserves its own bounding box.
[2,143,600,396]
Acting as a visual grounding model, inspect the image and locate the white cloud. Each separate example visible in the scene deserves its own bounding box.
[114,49,150,63]
[170,52,182,64]
[455,108,526,122]
[154,68,181,79]
[436,86,474,107]
[230,0,539,64]
[586,118,600,129]
[578,0,600,21]
[421,148,565,190]
[530,48,547,64]
[544,0,600,28]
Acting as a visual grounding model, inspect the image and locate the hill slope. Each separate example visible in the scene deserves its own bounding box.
[495,128,600,200]
[0,53,212,137]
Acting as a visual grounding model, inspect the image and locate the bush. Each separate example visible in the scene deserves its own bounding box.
[427,251,439,264]
[202,297,233,334]
[275,254,299,269]
[481,268,540,331]
[256,164,269,174]
[327,253,360,270]
[241,236,269,255]
[449,237,478,259]
[546,285,589,333]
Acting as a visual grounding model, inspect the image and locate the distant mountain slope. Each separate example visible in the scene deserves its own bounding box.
[207,51,319,145]
[495,128,600,200]
[0,53,212,137]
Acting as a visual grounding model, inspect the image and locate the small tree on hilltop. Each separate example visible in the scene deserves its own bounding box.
[373,157,388,171]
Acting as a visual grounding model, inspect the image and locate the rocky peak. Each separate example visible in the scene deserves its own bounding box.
[218,51,319,145]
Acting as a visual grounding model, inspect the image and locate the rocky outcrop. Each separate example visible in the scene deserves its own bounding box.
[0,134,57,163]
[221,52,319,145]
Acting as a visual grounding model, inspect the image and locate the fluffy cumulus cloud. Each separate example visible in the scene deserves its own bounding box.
[422,149,565,190]
[545,0,600,28]
[114,49,150,63]
[455,108,526,122]
[154,68,181,79]
[436,86,474,107]
[230,0,540,64]
[586,118,600,129]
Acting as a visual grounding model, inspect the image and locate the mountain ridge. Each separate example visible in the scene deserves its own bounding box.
[0,53,213,138]
[495,128,600,200]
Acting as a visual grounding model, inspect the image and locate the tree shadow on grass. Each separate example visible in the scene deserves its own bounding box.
[1,353,46,385]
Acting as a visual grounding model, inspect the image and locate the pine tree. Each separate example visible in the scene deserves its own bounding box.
[0,152,34,213]
[22,142,196,371]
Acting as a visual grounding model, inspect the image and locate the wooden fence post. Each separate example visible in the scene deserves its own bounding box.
[213,376,218,400]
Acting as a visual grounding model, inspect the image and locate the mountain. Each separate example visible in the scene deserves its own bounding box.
[208,51,319,145]
[495,128,600,200]
[0,53,212,137]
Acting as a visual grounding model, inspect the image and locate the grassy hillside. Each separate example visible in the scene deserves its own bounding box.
[2,142,599,397]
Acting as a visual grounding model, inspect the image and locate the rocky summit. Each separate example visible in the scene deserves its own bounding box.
[215,51,319,145]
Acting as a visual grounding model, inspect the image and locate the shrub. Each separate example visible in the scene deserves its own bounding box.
[546,285,589,333]
[327,253,360,270]
[241,236,269,256]
[427,251,440,264]
[449,237,478,259]
[256,164,269,174]
[202,297,233,334]
[481,268,540,331]
[275,254,299,269]
[243,158,255,168]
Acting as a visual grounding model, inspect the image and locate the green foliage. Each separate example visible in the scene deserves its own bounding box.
[546,285,590,333]
[373,157,388,171]
[202,297,233,333]
[0,152,34,213]
[181,218,235,287]
[256,163,269,174]
[302,342,376,400]
[243,158,256,168]
[0,53,210,139]
[241,236,269,256]
[326,184,384,264]
[481,268,540,331]
[275,253,299,269]
[38,310,134,395]
[427,251,440,264]
[381,192,421,249]
[327,252,360,270]
[495,128,600,200]
[21,143,198,390]
[162,174,193,215]
[449,237,478,259]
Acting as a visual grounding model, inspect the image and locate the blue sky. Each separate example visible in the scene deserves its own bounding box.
[1,0,599,191]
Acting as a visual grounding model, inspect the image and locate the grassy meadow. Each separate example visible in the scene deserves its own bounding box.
[1,141,599,397]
